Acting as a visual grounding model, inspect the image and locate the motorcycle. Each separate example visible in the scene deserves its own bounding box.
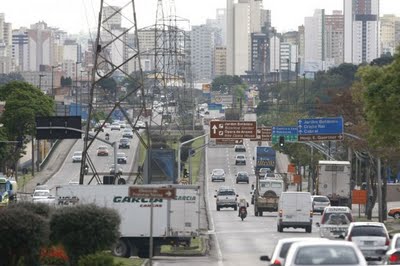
[84,164,89,175]
[105,133,110,141]
[239,206,247,221]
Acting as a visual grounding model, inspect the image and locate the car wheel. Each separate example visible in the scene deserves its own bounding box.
[234,206,237,211]
[236,181,238,184]
[217,206,220,211]
[394,212,400,219]
[278,224,283,232]
[306,226,312,233]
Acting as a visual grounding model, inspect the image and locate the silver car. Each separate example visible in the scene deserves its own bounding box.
[211,169,225,182]
[285,241,367,266]
[312,195,331,213]
[345,222,390,261]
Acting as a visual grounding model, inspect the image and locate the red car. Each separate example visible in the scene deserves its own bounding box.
[96,146,109,156]
[388,208,400,219]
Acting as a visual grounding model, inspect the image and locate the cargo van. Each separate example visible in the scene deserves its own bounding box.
[277,192,313,233]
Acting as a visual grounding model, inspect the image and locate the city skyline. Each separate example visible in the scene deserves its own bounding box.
[2,0,400,34]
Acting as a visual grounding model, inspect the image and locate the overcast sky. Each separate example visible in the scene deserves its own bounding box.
[2,0,400,34]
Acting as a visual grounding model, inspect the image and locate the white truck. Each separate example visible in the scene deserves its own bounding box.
[316,160,351,207]
[55,184,201,258]
[252,178,285,216]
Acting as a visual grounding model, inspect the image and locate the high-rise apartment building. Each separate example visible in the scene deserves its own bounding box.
[226,0,262,76]
[325,11,344,65]
[214,46,227,77]
[344,0,380,64]
[380,14,400,55]
[27,22,55,71]
[190,24,216,82]
[251,33,268,74]
[207,9,227,46]
[269,35,280,74]
[12,28,29,72]
[0,14,13,73]
[304,9,325,72]
[102,6,122,31]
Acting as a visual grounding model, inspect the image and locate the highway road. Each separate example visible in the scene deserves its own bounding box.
[45,125,142,190]
[153,113,323,266]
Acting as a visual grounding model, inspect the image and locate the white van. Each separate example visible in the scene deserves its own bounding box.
[277,192,313,233]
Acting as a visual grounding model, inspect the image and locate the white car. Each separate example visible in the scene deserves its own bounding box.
[71,151,82,163]
[285,241,367,266]
[235,154,246,165]
[312,195,331,213]
[211,169,225,182]
[136,120,145,128]
[345,222,390,261]
[32,189,56,205]
[110,122,120,131]
[259,238,329,265]
[122,129,134,139]
[214,186,238,211]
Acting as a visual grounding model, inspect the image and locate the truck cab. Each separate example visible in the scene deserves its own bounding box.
[0,177,17,206]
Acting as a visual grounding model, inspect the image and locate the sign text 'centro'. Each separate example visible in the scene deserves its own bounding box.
[209,121,257,139]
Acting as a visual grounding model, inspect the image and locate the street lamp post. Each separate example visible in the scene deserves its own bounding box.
[303,73,306,105]
[75,62,80,115]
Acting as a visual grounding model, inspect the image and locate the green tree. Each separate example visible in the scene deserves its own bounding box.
[0,204,50,266]
[50,204,120,266]
[355,49,400,148]
[211,75,243,93]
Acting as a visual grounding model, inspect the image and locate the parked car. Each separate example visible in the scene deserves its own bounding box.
[118,138,130,149]
[345,222,390,261]
[71,151,82,163]
[211,169,225,182]
[312,195,331,214]
[317,206,353,239]
[96,146,109,156]
[284,241,367,266]
[117,152,127,164]
[235,154,246,165]
[122,129,134,139]
[388,207,400,219]
[236,171,249,184]
[259,238,330,265]
[234,144,246,152]
[214,186,238,211]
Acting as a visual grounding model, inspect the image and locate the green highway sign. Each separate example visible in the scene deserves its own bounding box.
[272,126,298,144]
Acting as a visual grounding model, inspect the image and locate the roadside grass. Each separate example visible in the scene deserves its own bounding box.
[138,134,204,184]
[160,237,204,256]
[113,257,144,266]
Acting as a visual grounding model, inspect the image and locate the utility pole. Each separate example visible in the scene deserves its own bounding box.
[75,61,80,116]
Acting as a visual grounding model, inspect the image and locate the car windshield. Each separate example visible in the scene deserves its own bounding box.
[236,155,245,159]
[117,153,126,157]
[98,147,107,150]
[322,213,352,225]
[395,238,400,249]
[350,225,386,237]
[314,196,330,202]
[218,190,235,196]
[294,245,359,265]
[279,242,294,258]
[73,152,82,156]
[34,191,50,197]
[237,172,248,177]
[213,169,224,175]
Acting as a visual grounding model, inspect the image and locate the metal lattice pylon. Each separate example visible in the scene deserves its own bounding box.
[79,0,147,185]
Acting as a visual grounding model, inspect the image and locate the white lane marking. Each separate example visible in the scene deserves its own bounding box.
[204,139,223,263]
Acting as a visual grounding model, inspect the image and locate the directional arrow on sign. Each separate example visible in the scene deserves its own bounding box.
[212,125,218,134]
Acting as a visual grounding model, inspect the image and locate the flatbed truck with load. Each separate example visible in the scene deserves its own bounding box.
[316,160,351,207]
[55,184,200,258]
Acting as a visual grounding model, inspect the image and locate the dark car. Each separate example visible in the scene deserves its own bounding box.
[236,171,249,184]
[118,138,130,149]
[117,152,127,164]
[234,145,246,152]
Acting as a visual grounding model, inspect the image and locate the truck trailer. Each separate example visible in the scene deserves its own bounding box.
[316,160,351,207]
[55,184,201,258]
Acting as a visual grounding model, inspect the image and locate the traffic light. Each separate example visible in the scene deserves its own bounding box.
[279,136,285,148]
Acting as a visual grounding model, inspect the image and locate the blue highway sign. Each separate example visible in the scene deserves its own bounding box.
[272,126,298,143]
[297,117,344,141]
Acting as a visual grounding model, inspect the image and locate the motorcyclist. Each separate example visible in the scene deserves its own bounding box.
[238,198,249,217]
[105,133,110,140]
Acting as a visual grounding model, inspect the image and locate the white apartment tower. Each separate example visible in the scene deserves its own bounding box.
[190,24,216,82]
[0,14,13,73]
[344,0,380,64]
[226,0,262,76]
[380,14,400,55]
[304,9,325,72]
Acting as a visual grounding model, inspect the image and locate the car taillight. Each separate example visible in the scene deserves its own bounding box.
[389,253,400,263]
[272,259,281,266]
[386,238,390,246]
[310,211,313,217]
[279,210,282,217]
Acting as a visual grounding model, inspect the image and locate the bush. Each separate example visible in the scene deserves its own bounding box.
[78,252,122,266]
[50,204,120,266]
[0,206,49,266]
[8,201,53,218]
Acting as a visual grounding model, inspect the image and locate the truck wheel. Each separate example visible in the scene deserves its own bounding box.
[112,239,130,258]
[217,205,220,211]
[306,226,312,233]
[234,206,237,211]
[259,211,263,216]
